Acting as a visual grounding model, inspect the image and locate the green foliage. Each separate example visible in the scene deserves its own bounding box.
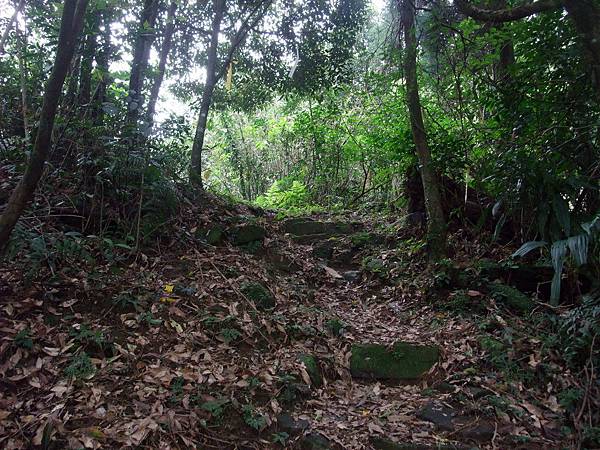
[200,398,229,421]
[242,404,267,431]
[14,329,34,350]
[65,353,95,379]
[271,431,289,446]
[219,328,241,344]
[138,311,162,327]
[70,324,105,347]
[559,291,600,368]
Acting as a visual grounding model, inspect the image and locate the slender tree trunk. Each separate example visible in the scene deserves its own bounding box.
[78,13,100,107]
[16,22,29,142]
[190,0,225,188]
[91,13,112,126]
[0,0,89,252]
[126,0,159,134]
[0,0,26,54]
[400,0,447,259]
[144,0,178,137]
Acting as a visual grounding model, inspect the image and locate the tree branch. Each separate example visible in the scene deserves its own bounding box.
[454,0,563,23]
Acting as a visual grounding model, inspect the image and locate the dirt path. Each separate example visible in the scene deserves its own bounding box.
[0,214,568,449]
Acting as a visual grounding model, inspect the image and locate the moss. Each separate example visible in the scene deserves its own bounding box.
[240,282,275,310]
[299,354,322,387]
[350,342,439,381]
[282,219,353,236]
[488,282,534,313]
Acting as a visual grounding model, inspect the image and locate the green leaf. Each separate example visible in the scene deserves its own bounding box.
[567,234,589,267]
[552,194,570,236]
[550,240,567,304]
[512,241,547,258]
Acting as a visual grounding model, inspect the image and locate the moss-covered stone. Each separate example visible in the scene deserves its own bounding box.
[350,342,439,382]
[313,241,334,259]
[488,282,534,313]
[371,438,466,450]
[282,218,353,236]
[301,433,331,450]
[240,282,275,310]
[351,232,384,247]
[362,257,388,277]
[230,224,266,246]
[299,354,323,387]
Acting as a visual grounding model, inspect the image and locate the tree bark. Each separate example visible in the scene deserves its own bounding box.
[563,0,600,97]
[16,22,29,142]
[400,0,447,259]
[189,0,226,188]
[144,0,178,137]
[126,0,159,134]
[78,13,100,107]
[0,0,26,54]
[0,0,89,252]
[91,13,112,126]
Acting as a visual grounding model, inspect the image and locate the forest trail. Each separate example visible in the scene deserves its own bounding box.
[1,210,568,449]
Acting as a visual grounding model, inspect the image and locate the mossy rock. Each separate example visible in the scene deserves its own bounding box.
[488,282,534,313]
[240,282,275,310]
[229,224,266,246]
[301,433,331,450]
[196,225,224,245]
[350,232,385,248]
[282,218,353,236]
[371,438,467,450]
[299,354,323,387]
[350,342,439,382]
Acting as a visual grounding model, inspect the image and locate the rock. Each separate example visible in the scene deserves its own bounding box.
[350,342,439,382]
[350,232,385,248]
[205,226,224,245]
[301,433,331,450]
[313,241,334,260]
[266,251,300,274]
[343,270,361,282]
[229,224,266,246]
[292,233,335,245]
[282,218,354,237]
[277,413,309,435]
[195,224,224,244]
[299,354,323,387]
[240,282,275,310]
[371,438,467,450]
[487,282,534,313]
[460,421,495,441]
[416,401,455,431]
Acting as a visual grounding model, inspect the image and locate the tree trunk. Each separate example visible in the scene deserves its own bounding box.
[126,0,159,135]
[189,0,226,188]
[0,0,26,54]
[78,13,100,107]
[91,13,112,126]
[563,0,600,97]
[16,22,29,142]
[0,0,89,252]
[400,0,447,259]
[144,0,178,137]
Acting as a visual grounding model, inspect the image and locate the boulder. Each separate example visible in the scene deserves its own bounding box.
[229,224,266,246]
[301,433,331,450]
[416,401,455,431]
[277,413,309,435]
[350,342,439,382]
[282,218,354,236]
[371,438,467,450]
[488,282,534,313]
[343,270,361,282]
